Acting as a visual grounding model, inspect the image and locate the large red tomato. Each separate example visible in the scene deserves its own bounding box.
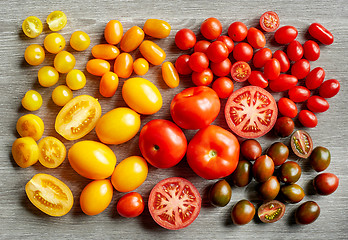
[225,86,278,138]
[139,119,187,169]
[170,86,220,130]
[186,125,240,180]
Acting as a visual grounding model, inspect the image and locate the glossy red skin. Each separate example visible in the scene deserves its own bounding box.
[228,22,248,42]
[206,41,229,63]
[287,40,303,62]
[291,59,310,80]
[253,48,272,68]
[269,74,298,92]
[175,55,192,75]
[288,86,311,103]
[306,95,329,113]
[186,125,240,180]
[319,79,340,98]
[260,11,280,32]
[139,119,187,169]
[189,52,209,72]
[303,40,320,61]
[192,68,214,86]
[314,173,339,195]
[248,71,268,88]
[252,155,274,182]
[233,42,253,62]
[278,97,298,118]
[210,58,232,77]
[274,26,298,44]
[194,40,211,53]
[231,61,251,82]
[247,27,266,49]
[117,192,145,218]
[175,28,196,50]
[212,77,234,99]
[273,50,290,72]
[170,86,220,130]
[217,35,234,53]
[298,110,318,128]
[305,67,325,90]
[200,17,222,40]
[264,58,280,80]
[308,23,334,45]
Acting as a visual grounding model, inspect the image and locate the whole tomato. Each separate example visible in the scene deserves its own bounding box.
[216,35,234,53]
[319,79,340,98]
[194,40,211,53]
[264,58,281,80]
[212,77,234,99]
[233,42,253,62]
[247,27,266,49]
[175,28,196,50]
[200,17,222,40]
[288,86,311,103]
[305,67,325,90]
[303,40,320,61]
[248,71,268,88]
[278,97,298,118]
[170,86,220,130]
[206,41,229,63]
[186,125,240,180]
[253,48,272,68]
[117,192,145,218]
[308,23,334,45]
[175,54,192,75]
[274,26,298,44]
[273,50,290,72]
[228,22,248,42]
[306,95,329,113]
[291,59,310,80]
[189,52,209,72]
[192,68,214,86]
[269,74,298,92]
[210,58,232,77]
[287,40,303,62]
[298,110,318,128]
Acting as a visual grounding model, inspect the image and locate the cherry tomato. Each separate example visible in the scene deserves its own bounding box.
[104,20,123,45]
[139,40,166,66]
[233,42,253,62]
[114,53,133,78]
[133,58,149,76]
[16,114,44,141]
[24,44,45,66]
[206,41,229,63]
[38,136,66,168]
[269,74,298,92]
[210,58,231,77]
[240,139,262,161]
[92,44,120,60]
[38,66,59,87]
[175,28,196,50]
[12,137,39,168]
[307,95,329,113]
[51,85,73,106]
[288,86,311,103]
[22,16,43,38]
[290,130,313,158]
[212,77,234,99]
[247,27,266,49]
[274,26,298,44]
[259,176,280,201]
[258,200,285,223]
[21,90,42,111]
[303,40,320,61]
[143,19,171,39]
[216,35,234,53]
[273,50,290,72]
[200,17,222,40]
[192,68,213,86]
[287,40,303,62]
[99,72,119,97]
[313,173,339,195]
[231,61,251,82]
[273,116,295,137]
[162,61,180,88]
[44,33,65,54]
[248,71,268,88]
[46,11,67,31]
[280,183,305,203]
[194,40,211,53]
[319,79,340,98]
[54,51,75,73]
[298,110,318,128]
[295,201,320,224]
[267,142,289,166]
[228,21,248,42]
[148,177,201,230]
[264,58,280,80]
[253,155,274,182]
[70,31,90,51]
[231,160,253,187]
[66,69,86,90]
[189,52,209,72]
[278,97,298,118]
[310,146,331,172]
[175,54,192,75]
[308,23,334,45]
[209,179,232,207]
[305,67,325,90]
[279,161,302,184]
[291,59,310,80]
[231,200,255,225]
[253,48,272,68]
[117,192,145,218]
[120,26,144,52]
[259,11,280,32]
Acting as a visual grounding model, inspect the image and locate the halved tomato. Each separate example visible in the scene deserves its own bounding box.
[260,11,280,32]
[148,177,201,230]
[55,95,101,140]
[38,136,66,168]
[231,61,251,82]
[224,86,278,138]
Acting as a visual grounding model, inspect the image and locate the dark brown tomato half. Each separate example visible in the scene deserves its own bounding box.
[290,130,313,158]
[258,200,285,223]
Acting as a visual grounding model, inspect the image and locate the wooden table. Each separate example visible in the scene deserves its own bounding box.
[1,0,347,239]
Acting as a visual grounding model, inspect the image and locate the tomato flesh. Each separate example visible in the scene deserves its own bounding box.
[260,11,280,32]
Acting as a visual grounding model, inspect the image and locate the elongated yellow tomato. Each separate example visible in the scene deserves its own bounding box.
[111,156,148,192]
[80,179,113,216]
[114,53,133,78]
[16,114,44,141]
[162,61,180,88]
[122,77,162,115]
[68,140,117,179]
[25,173,73,217]
[12,137,39,168]
[143,19,171,39]
[104,20,123,45]
[139,40,166,66]
[120,26,144,52]
[92,44,120,60]
[38,136,66,168]
[95,107,141,145]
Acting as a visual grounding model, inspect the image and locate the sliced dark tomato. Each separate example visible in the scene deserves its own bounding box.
[260,11,280,32]
[231,61,251,82]
[258,200,285,223]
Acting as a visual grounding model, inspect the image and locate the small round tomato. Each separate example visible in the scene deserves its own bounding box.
[298,110,318,128]
[175,54,192,75]
[114,53,133,78]
[260,11,279,32]
[274,26,298,44]
[273,116,294,137]
[313,173,339,195]
[303,40,320,61]
[269,74,298,92]
[70,31,90,51]
[319,79,340,98]
[266,142,289,166]
[248,71,268,88]
[117,192,145,218]
[288,86,311,103]
[200,17,222,40]
[38,66,59,87]
[210,58,232,77]
[231,159,253,187]
[54,51,75,73]
[86,59,110,77]
[44,33,65,54]
[143,19,171,39]
[209,179,232,207]
[253,48,272,68]
[12,137,39,168]
[240,139,262,161]
[247,27,266,49]
[287,40,304,62]
[273,50,290,72]
[305,67,325,90]
[307,95,329,113]
[259,176,280,201]
[290,130,313,158]
[133,58,149,76]
[22,16,43,38]
[310,146,331,172]
[194,40,211,53]
[216,35,234,53]
[104,20,123,45]
[295,201,320,224]
[278,97,298,118]
[308,23,334,45]
[280,184,305,203]
[120,26,145,52]
[46,11,67,31]
[264,58,281,80]
[139,40,166,66]
[148,177,201,230]
[212,77,234,99]
[206,41,229,63]
[22,90,42,111]
[252,155,274,182]
[92,44,120,60]
[24,44,45,66]
[231,61,251,82]
[51,85,73,106]
[175,28,196,50]
[192,68,213,86]
[189,52,209,72]
[291,59,310,80]
[228,21,248,42]
[99,72,119,97]
[233,42,253,62]
[279,161,302,184]
[258,200,285,223]
[38,136,66,168]
[161,61,179,88]
[231,200,255,225]
[16,114,44,141]
[80,179,113,216]
[66,69,86,90]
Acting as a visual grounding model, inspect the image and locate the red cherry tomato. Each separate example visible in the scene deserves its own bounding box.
[291,59,310,80]
[306,95,329,113]
[233,42,253,62]
[194,40,211,53]
[210,58,232,77]
[200,17,222,40]
[269,74,298,92]
[305,67,325,90]
[189,52,209,72]
[288,86,311,103]
[273,50,290,72]
[319,79,340,98]
[253,48,272,68]
[298,110,318,128]
[260,11,280,32]
[187,125,240,180]
[192,68,214,86]
[228,22,248,42]
[231,61,251,82]
[206,41,229,63]
[274,26,298,44]
[175,54,192,75]
[303,40,320,61]
[278,97,298,118]
[212,77,234,99]
[248,71,268,88]
[287,40,304,62]
[264,58,281,80]
[308,23,334,45]
[247,27,266,49]
[117,192,144,218]
[175,28,196,50]
[216,35,234,53]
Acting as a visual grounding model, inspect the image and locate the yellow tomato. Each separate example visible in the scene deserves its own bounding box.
[54,51,76,73]
[12,137,39,168]
[104,20,123,45]
[16,114,44,141]
[143,19,171,39]
[133,58,149,76]
[24,44,45,66]
[86,59,110,76]
[52,85,73,106]
[161,61,180,88]
[70,31,90,51]
[80,179,113,216]
[44,33,66,54]
[68,140,117,179]
[139,40,166,66]
[99,72,119,97]
[114,53,133,78]
[22,16,43,38]
[91,44,120,60]
[38,66,59,87]
[120,26,144,52]
[38,136,66,168]
[111,156,148,192]
[46,11,67,31]
[95,107,141,145]
[22,90,42,111]
[122,77,162,115]
[66,69,86,90]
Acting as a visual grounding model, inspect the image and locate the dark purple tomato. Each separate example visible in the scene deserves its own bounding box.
[295,201,320,224]
[274,26,298,44]
[231,160,253,187]
[314,172,339,195]
[310,146,331,172]
[274,116,295,137]
[280,183,305,203]
[290,130,313,158]
[287,40,303,62]
[248,71,268,88]
[288,86,311,103]
[306,95,329,113]
[303,40,320,61]
[298,110,318,128]
[319,79,340,98]
[305,67,325,90]
[273,50,290,72]
[291,59,310,80]
[252,155,274,183]
[258,200,286,223]
[269,74,298,92]
[253,48,272,68]
[277,97,298,118]
[209,179,232,207]
[279,161,302,184]
[267,142,289,166]
[240,139,262,161]
[259,176,280,201]
[231,199,255,225]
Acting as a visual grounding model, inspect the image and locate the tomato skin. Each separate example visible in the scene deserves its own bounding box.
[117,192,145,218]
[120,26,144,52]
[114,53,133,78]
[233,42,253,62]
[133,58,149,76]
[92,44,120,60]
[231,61,251,82]
[206,41,229,63]
[175,28,196,50]
[192,68,214,86]
[240,139,262,161]
[216,35,234,53]
[143,19,171,39]
[22,90,42,111]
[260,11,280,32]
[253,48,272,68]
[303,40,320,61]
[104,20,123,45]
[273,50,290,72]
[287,40,304,62]
[306,95,329,113]
[16,114,44,141]
[161,61,180,88]
[274,116,295,137]
[86,59,110,76]
[295,201,320,224]
[51,85,73,107]
[274,26,298,44]
[189,52,209,72]
[12,137,39,168]
[44,33,65,54]
[291,59,310,80]
[288,86,311,103]
[194,40,211,53]
[269,74,298,92]
[298,110,318,128]
[170,86,220,130]
[264,58,281,80]
[175,54,192,75]
[212,77,234,99]
[231,200,255,225]
[313,173,339,195]
[25,44,45,66]
[247,27,266,49]
[54,51,75,73]
[99,72,119,97]
[210,58,232,77]
[308,23,334,45]
[200,17,222,40]
[305,67,325,90]
[139,40,166,66]
[278,97,298,118]
[319,79,340,98]
[252,155,274,182]
[186,125,240,180]
[228,22,248,42]
[70,31,90,51]
[248,71,268,88]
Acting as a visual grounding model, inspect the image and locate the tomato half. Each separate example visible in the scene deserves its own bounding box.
[260,11,280,32]
[231,61,251,82]
[38,136,66,168]
[148,177,201,230]
[225,86,278,138]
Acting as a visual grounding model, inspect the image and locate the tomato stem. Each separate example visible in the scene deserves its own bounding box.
[154,145,160,151]
[209,149,217,158]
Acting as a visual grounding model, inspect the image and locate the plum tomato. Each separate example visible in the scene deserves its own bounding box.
[86,59,111,76]
[259,176,280,201]
[205,41,229,63]
[287,40,303,62]
[22,90,43,111]
[104,20,123,45]
[91,44,120,60]
[306,95,329,113]
[279,161,302,184]
[291,59,310,80]
[253,48,272,68]
[303,40,320,61]
[38,136,66,168]
[233,42,253,62]
[139,119,187,169]
[143,19,171,39]
[175,54,192,75]
[319,79,340,98]
[290,130,313,158]
[133,58,149,76]
[247,27,266,49]
[16,114,44,141]
[266,142,289,166]
[288,86,311,103]
[273,50,290,72]
[308,23,334,45]
[194,40,211,53]
[117,192,145,218]
[175,28,196,50]
[22,16,43,38]
[161,61,180,88]
[274,26,298,44]
[280,183,305,203]
[295,201,320,224]
[209,179,232,207]
[240,139,262,161]
[212,77,234,99]
[24,44,45,66]
[273,116,295,137]
[252,155,274,182]
[231,200,255,225]
[298,110,318,128]
[139,40,166,66]
[248,71,268,88]
[225,86,278,138]
[310,146,331,172]
[192,68,214,86]
[210,58,232,77]
[99,72,119,97]
[216,35,234,53]
[231,159,253,187]
[12,137,39,168]
[260,11,280,32]
[277,97,298,118]
[46,11,67,31]
[269,74,298,92]
[228,22,248,42]
[200,17,222,40]
[263,58,281,80]
[305,67,325,90]
[120,26,144,52]
[313,173,339,195]
[258,200,285,223]
[148,177,201,230]
[170,86,220,130]
[231,61,251,82]
[189,52,209,72]
[187,125,240,180]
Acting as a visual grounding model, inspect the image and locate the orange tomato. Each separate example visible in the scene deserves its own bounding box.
[104,20,123,45]
[114,53,133,78]
[120,26,144,52]
[162,61,180,88]
[139,40,166,65]
[86,59,110,76]
[38,136,66,168]
[99,72,119,97]
[143,19,171,39]
[91,44,120,60]
[133,58,149,76]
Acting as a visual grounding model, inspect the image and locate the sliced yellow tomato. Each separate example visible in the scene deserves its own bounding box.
[38,136,66,168]
[12,137,39,168]
[22,16,43,38]
[16,114,44,141]
[46,11,67,31]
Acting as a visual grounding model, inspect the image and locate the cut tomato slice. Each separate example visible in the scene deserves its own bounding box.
[224,86,278,138]
[38,136,66,168]
[260,11,280,32]
[231,61,251,82]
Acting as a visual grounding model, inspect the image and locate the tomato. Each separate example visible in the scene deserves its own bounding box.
[230,61,251,82]
[240,139,262,161]
[253,48,272,68]
[99,72,119,97]
[252,155,274,182]
[189,52,209,72]
[51,85,73,106]
[70,31,90,51]
[310,146,331,172]
[68,140,117,179]
[54,51,76,73]
[273,50,290,72]
[148,177,201,230]
[267,142,289,166]
[233,42,253,62]
[231,160,253,187]
[273,116,294,137]
[291,59,310,80]
[175,28,196,50]
[308,23,334,45]
[216,35,234,53]
[290,130,313,158]
[264,58,281,80]
[66,69,86,90]
[38,136,66,168]
[307,95,329,113]
[25,173,73,216]
[192,68,213,86]
[200,17,222,40]
[86,59,110,76]
[258,200,285,223]
[279,161,302,184]
[303,40,320,61]
[210,58,232,77]
[298,110,318,128]
[274,26,298,44]
[225,86,278,138]
[38,66,59,87]
[295,201,320,224]
[95,107,141,145]
[206,41,229,63]
[162,61,180,88]
[22,16,43,38]
[280,184,305,203]
[231,200,255,225]
[46,11,67,31]
[259,176,280,201]
[212,77,234,99]
[24,44,45,66]
[319,79,340,98]
[313,173,339,195]
[139,40,166,66]
[175,54,192,75]
[114,53,133,78]
[248,71,268,88]
[228,21,248,42]
[133,58,149,76]
[269,74,298,92]
[44,33,65,54]
[247,27,266,49]
[194,40,211,53]
[12,137,39,168]
[55,95,101,140]
[111,156,148,192]
[104,20,123,45]
[287,40,303,62]
[143,19,171,39]
[92,44,120,60]
[278,97,298,118]
[16,114,44,141]
[288,86,311,103]
[260,11,280,32]
[139,119,187,169]
[21,90,42,111]
[170,86,220,130]
[305,67,325,90]
[80,179,113,216]
[120,26,144,52]
[117,192,145,218]
[209,179,232,207]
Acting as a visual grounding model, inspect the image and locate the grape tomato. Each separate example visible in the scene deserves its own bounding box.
[305,67,325,90]
[273,50,290,72]
[319,79,340,98]
[291,59,310,80]
[274,26,298,44]
[298,110,318,128]
[278,97,298,118]
[248,71,268,88]
[303,40,320,61]
[269,74,298,92]
[253,48,272,68]
[288,86,311,103]
[306,95,329,113]
[247,27,266,49]
[287,40,303,62]
[233,42,253,62]
[308,23,334,45]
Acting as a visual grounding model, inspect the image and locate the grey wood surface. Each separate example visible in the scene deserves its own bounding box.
[1,0,347,239]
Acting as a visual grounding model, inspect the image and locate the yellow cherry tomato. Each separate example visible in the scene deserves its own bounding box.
[16,114,44,141]
[95,107,141,145]
[99,72,119,97]
[143,19,171,39]
[22,16,43,38]
[120,26,144,52]
[162,61,180,88]
[68,140,117,179]
[104,20,123,45]
[70,31,90,51]
[86,59,110,76]
[122,77,163,115]
[38,136,66,168]
[22,90,42,111]
[52,85,73,106]
[139,40,166,66]
[114,53,133,78]
[54,51,76,73]
[80,179,113,216]
[24,44,45,66]
[46,11,67,31]
[111,156,148,192]
[133,58,149,76]
[38,66,59,87]
[66,69,86,90]
[12,137,39,168]
[91,44,120,60]
[44,33,66,54]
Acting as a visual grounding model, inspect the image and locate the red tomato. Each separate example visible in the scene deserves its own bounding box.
[253,48,272,68]
[212,77,234,99]
[298,110,318,128]
[170,86,220,130]
[175,55,192,75]
[200,17,222,40]
[308,23,334,45]
[319,79,340,98]
[278,97,298,118]
[117,192,144,218]
[216,35,234,53]
[291,59,310,80]
[231,61,251,82]
[306,95,329,113]
[192,68,214,86]
[269,74,298,92]
[274,26,298,44]
[148,177,201,230]
[205,41,229,63]
[305,67,325,90]
[314,173,339,195]
[264,58,280,80]
[248,71,268,88]
[303,40,320,61]
[186,125,240,179]
[210,58,232,77]
[225,86,278,138]
[189,52,209,72]
[287,40,304,62]
[288,86,311,102]
[175,29,196,50]
[273,50,290,72]
[233,42,253,62]
[260,11,280,32]
[247,27,266,49]
[228,22,248,42]
[194,40,211,53]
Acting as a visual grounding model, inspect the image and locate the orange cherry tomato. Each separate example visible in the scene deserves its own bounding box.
[91,44,120,60]
[120,26,144,52]
[86,59,110,76]
[114,53,133,78]
[38,136,66,168]
[143,19,171,39]
[139,40,166,66]
[133,58,149,76]
[99,72,119,97]
[162,61,180,88]
[104,20,123,45]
